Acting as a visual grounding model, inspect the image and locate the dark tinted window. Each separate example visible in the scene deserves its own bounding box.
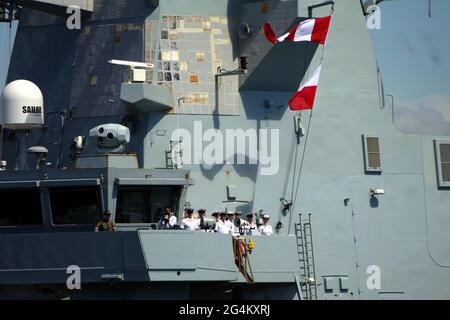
[50,187,102,225]
[0,188,42,226]
[116,187,180,224]
[440,144,450,182]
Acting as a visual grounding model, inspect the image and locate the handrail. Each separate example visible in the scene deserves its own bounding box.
[308,1,335,18]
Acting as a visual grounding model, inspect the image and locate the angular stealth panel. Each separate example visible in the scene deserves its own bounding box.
[121,83,175,113]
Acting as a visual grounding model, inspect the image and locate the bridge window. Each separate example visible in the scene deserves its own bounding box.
[116,186,180,224]
[50,187,102,225]
[435,140,450,188]
[0,188,42,226]
[363,135,382,173]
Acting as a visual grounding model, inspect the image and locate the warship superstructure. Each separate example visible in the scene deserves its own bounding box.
[0,0,449,300]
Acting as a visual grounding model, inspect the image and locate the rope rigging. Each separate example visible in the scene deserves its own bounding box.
[286,6,334,234]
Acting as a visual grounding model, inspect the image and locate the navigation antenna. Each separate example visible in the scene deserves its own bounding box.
[0,1,21,23]
[0,80,45,171]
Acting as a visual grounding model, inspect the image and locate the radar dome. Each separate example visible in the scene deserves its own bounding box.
[1,80,44,130]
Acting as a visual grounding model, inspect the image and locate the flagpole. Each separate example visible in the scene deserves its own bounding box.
[289,39,314,204]
[288,13,332,234]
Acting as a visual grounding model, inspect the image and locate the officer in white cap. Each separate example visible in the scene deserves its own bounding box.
[258,214,273,236]
[225,211,235,231]
[244,213,257,230]
[215,211,232,235]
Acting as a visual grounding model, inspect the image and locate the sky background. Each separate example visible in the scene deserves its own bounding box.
[0,0,449,135]
[0,21,17,92]
[370,0,450,135]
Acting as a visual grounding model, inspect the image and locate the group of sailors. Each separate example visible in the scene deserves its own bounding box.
[159,207,273,236]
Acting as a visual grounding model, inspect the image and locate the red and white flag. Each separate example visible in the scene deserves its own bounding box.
[289,65,322,111]
[264,16,331,45]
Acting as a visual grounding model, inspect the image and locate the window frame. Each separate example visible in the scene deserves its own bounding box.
[115,186,153,224]
[48,185,104,226]
[434,140,450,188]
[0,185,44,228]
[363,135,383,173]
[114,185,181,226]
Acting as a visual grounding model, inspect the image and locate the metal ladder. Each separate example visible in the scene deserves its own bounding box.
[295,213,318,300]
[166,140,183,169]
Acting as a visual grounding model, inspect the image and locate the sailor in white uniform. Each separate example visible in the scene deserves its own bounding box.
[180,208,199,231]
[258,214,273,236]
[241,212,257,235]
[225,211,235,232]
[215,212,232,235]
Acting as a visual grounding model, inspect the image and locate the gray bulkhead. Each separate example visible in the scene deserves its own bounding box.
[0,0,449,299]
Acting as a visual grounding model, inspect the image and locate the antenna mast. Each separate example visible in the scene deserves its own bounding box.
[0,1,21,23]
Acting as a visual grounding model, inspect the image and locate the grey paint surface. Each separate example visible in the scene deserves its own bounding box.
[0,0,449,300]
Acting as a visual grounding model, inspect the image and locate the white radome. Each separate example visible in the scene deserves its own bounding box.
[1,80,44,130]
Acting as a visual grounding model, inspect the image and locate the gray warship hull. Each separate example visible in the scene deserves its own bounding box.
[0,0,449,300]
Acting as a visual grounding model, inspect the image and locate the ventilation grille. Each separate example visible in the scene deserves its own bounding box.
[363,136,382,173]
